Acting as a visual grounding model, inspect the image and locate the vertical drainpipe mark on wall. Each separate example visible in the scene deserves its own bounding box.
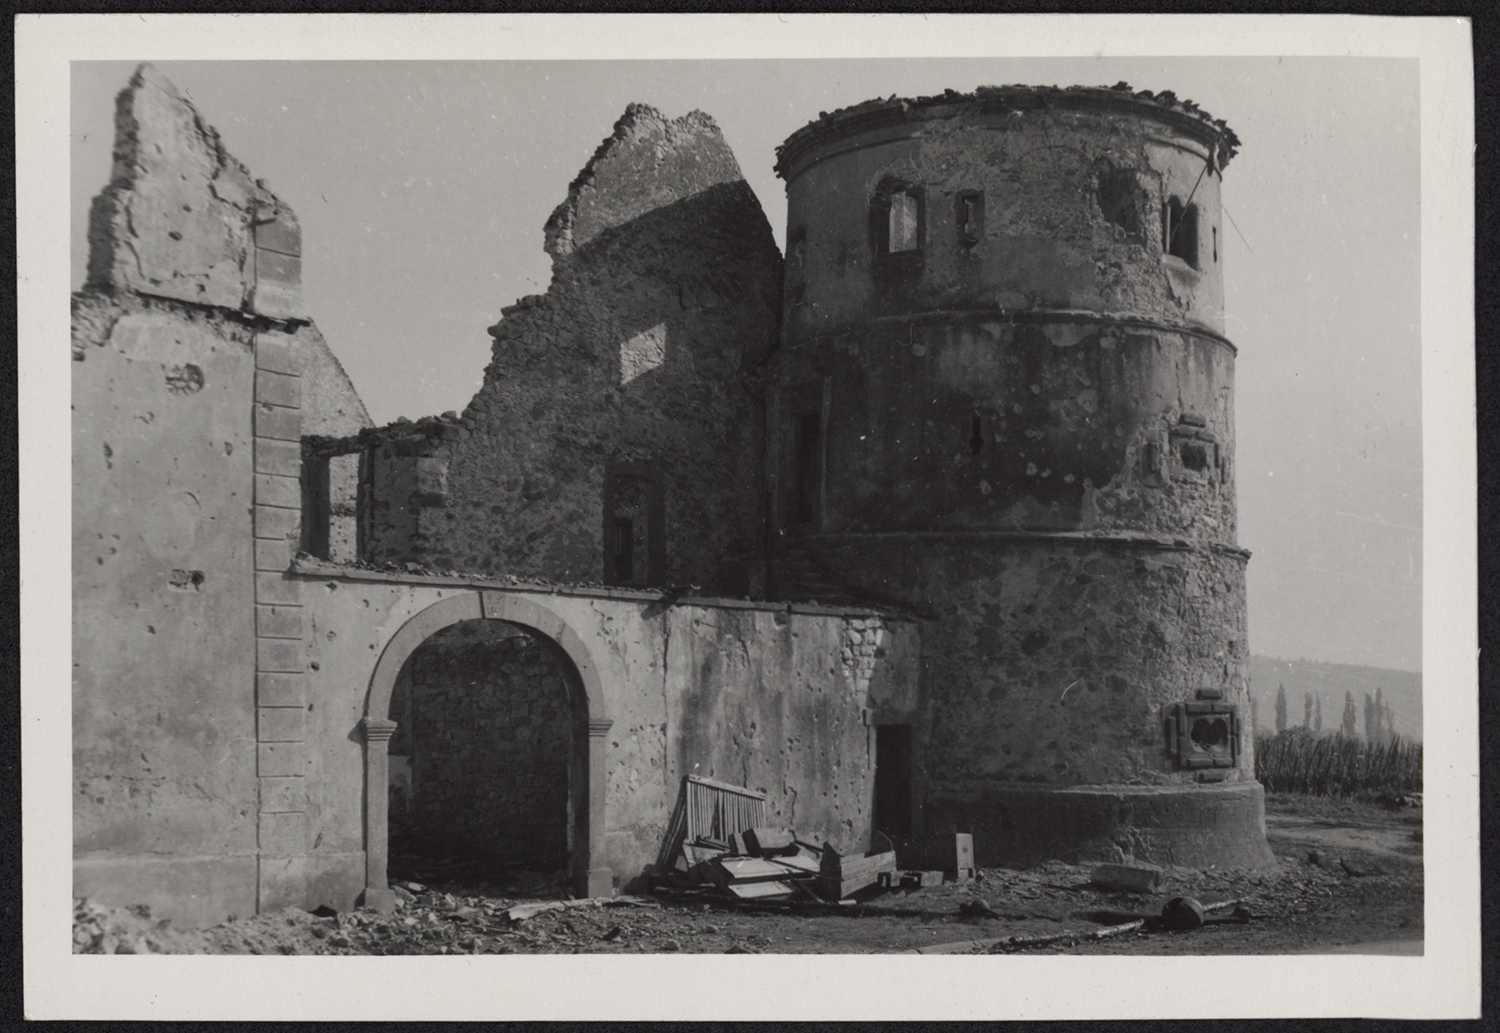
[660,601,671,785]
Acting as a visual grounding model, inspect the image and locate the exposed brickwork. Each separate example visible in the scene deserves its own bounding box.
[387,621,572,864]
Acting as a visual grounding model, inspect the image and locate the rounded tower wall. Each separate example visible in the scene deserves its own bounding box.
[774,320,1236,539]
[779,98,1228,338]
[773,88,1268,868]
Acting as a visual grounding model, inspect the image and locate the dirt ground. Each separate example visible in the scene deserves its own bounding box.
[73,793,1422,956]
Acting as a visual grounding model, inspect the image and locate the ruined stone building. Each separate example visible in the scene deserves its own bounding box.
[73,65,1270,928]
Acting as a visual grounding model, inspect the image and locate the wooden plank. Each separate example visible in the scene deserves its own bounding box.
[774,853,820,874]
[686,774,768,799]
[717,857,795,882]
[832,851,897,877]
[726,880,795,900]
[815,871,883,899]
[683,842,726,865]
[743,827,796,855]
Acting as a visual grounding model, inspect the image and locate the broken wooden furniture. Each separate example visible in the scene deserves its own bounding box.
[655,775,770,874]
[816,845,898,900]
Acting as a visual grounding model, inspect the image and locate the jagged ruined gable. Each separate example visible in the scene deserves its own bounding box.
[544,104,749,262]
[86,64,305,319]
[361,104,783,592]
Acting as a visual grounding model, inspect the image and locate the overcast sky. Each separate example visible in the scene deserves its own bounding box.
[71,54,1424,673]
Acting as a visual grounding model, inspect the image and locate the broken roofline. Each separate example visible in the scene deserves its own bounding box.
[289,555,916,622]
[774,84,1241,181]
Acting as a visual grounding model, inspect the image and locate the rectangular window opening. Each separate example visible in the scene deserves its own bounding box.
[1179,441,1210,473]
[611,517,634,581]
[605,467,664,587]
[1164,197,1199,267]
[888,191,920,253]
[955,190,984,249]
[300,454,331,560]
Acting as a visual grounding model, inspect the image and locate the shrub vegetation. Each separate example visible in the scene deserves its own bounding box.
[1254,730,1422,797]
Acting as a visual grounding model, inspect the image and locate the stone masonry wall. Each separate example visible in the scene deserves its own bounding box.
[777,88,1234,340]
[388,620,573,864]
[819,536,1252,788]
[358,105,783,592]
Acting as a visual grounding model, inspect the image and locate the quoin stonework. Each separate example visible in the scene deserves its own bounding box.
[73,66,1270,928]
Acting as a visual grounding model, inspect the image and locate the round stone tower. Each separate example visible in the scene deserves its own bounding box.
[771,85,1273,868]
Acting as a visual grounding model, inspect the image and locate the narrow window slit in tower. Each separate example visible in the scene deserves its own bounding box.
[888,191,920,253]
[955,191,984,249]
[793,412,823,525]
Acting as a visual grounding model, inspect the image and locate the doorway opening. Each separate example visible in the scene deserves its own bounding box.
[385,618,583,886]
[873,724,914,838]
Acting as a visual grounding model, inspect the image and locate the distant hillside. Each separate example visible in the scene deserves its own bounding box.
[1248,656,1422,743]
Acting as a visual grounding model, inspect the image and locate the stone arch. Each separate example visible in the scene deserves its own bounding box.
[359,591,613,907]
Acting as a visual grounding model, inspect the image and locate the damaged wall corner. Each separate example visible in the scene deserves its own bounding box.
[72,63,369,927]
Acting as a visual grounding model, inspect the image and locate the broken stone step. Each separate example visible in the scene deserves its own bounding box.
[1089,863,1163,894]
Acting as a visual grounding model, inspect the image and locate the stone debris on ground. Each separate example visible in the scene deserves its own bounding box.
[73,825,1419,955]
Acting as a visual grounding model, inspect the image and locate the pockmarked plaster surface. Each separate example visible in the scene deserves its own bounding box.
[297,574,919,895]
[72,64,336,926]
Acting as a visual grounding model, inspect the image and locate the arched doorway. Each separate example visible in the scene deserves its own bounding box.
[360,592,612,907]
[387,620,575,871]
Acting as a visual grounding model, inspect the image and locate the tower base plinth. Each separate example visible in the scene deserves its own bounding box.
[924,780,1276,870]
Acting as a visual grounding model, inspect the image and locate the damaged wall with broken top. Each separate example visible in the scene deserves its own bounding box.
[72,67,1274,929]
[351,104,783,594]
[72,66,918,925]
[72,65,371,926]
